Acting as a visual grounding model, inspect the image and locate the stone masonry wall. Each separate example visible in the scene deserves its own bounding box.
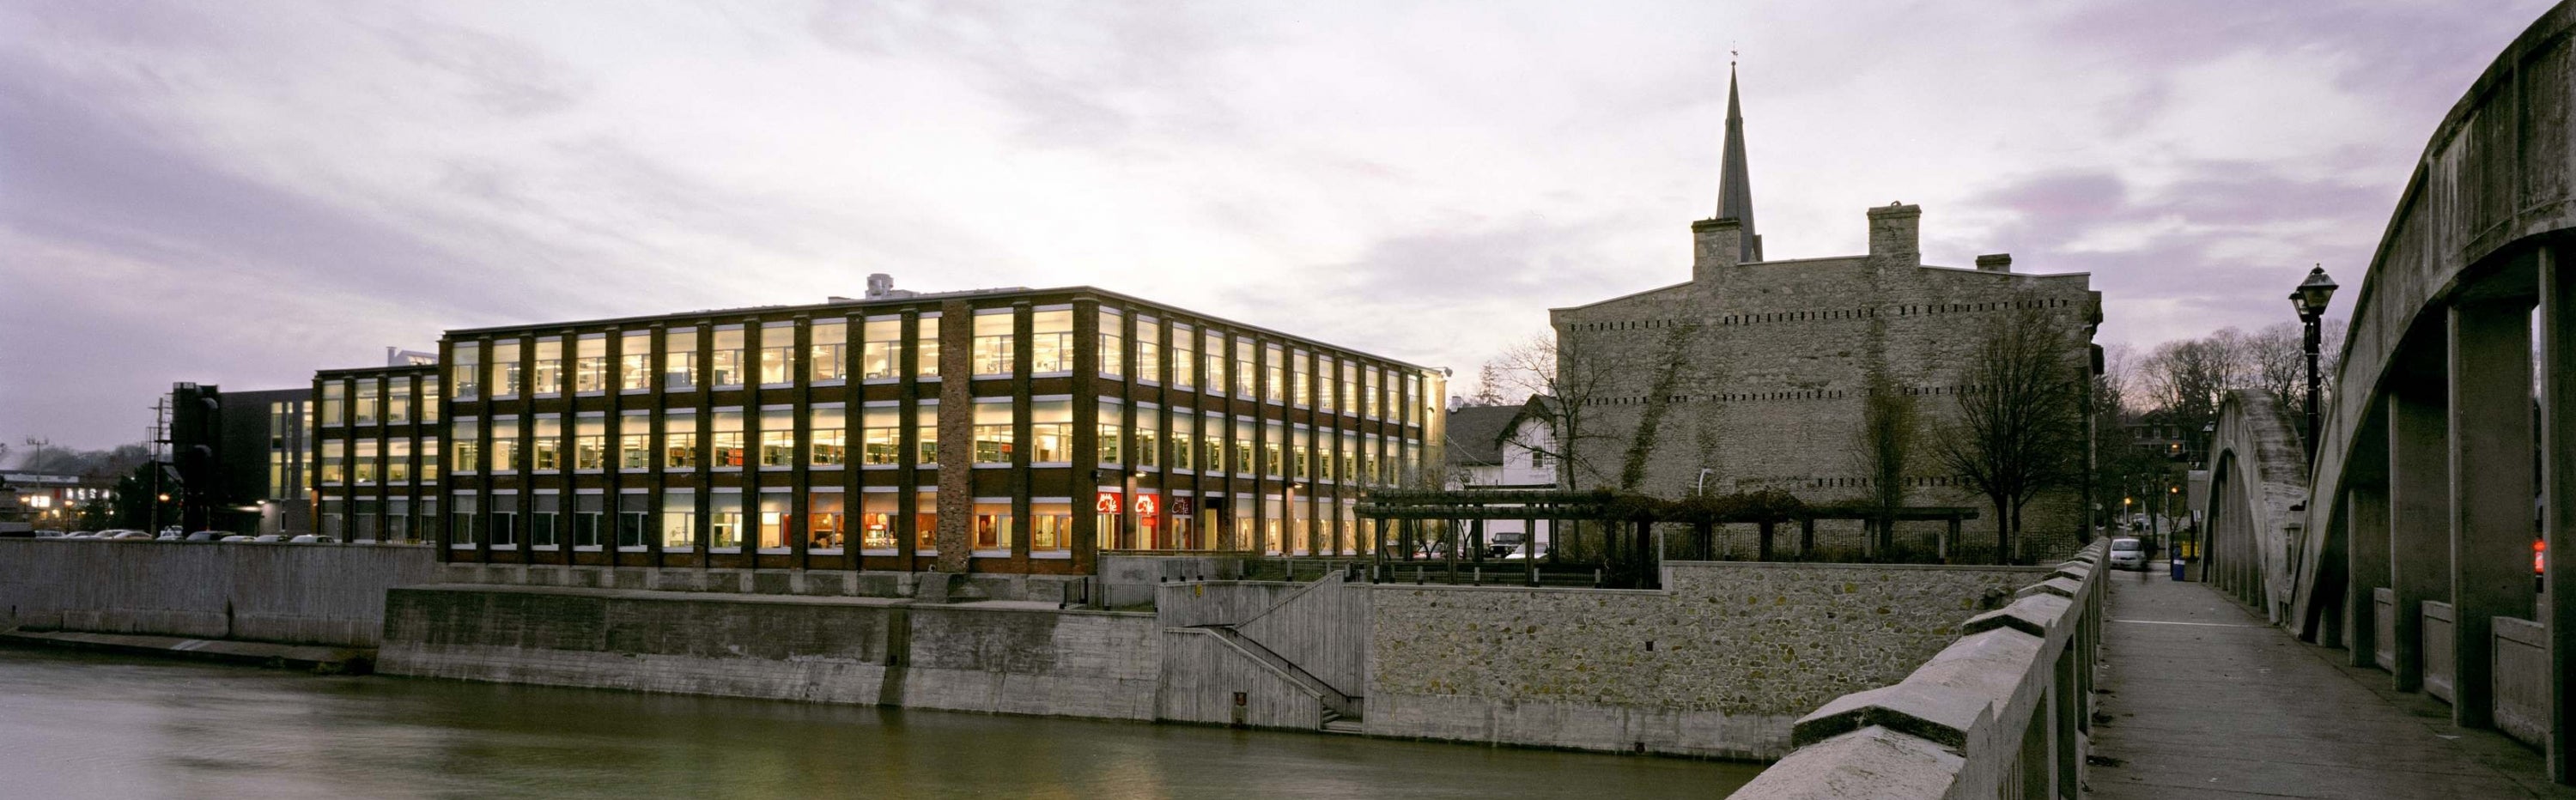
[1366,560,2043,758]
[1552,206,2098,561]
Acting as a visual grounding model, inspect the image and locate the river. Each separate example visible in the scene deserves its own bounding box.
[0,647,1760,798]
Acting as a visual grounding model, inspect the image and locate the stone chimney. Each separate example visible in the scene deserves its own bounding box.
[1976,253,2012,273]
[1867,203,1921,267]
[1692,217,1743,284]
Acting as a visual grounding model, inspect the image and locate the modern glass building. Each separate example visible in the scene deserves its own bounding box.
[314,282,1444,576]
[308,364,440,542]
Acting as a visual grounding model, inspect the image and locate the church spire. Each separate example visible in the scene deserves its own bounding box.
[1716,58,1762,262]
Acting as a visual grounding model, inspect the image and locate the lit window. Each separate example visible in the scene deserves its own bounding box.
[1173,326,1197,390]
[494,341,523,397]
[758,324,793,385]
[387,377,412,423]
[533,338,563,396]
[451,343,481,401]
[1032,310,1073,373]
[915,403,940,464]
[973,312,1014,375]
[664,328,698,391]
[1235,340,1255,398]
[1234,419,1255,475]
[661,491,696,548]
[491,419,520,472]
[1097,401,1122,464]
[354,381,379,426]
[973,399,1013,463]
[709,494,744,549]
[1264,421,1284,477]
[811,406,848,466]
[811,320,848,383]
[859,406,900,465]
[320,382,345,427]
[532,416,561,472]
[1031,400,1072,463]
[422,379,440,422]
[712,328,745,388]
[1264,346,1285,403]
[1291,352,1309,407]
[1138,319,1162,383]
[619,331,652,391]
[1137,416,1160,469]
[758,408,794,468]
[1031,502,1070,552]
[1097,310,1123,379]
[915,315,941,379]
[1318,357,1336,413]
[758,492,790,549]
[451,421,480,473]
[712,409,744,468]
[1171,412,1194,471]
[860,493,898,550]
[974,502,1013,549]
[575,416,605,470]
[618,419,648,471]
[861,318,900,379]
[575,336,607,393]
[809,493,845,550]
[388,439,411,483]
[664,411,698,469]
[421,437,440,482]
[319,439,345,483]
[1203,332,1226,395]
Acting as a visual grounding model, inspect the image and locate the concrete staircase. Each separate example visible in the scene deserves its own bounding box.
[1196,622,1363,730]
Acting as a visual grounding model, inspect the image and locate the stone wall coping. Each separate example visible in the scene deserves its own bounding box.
[1737,541,2107,797]
[1728,725,1965,800]
[395,583,1155,618]
[1666,559,2054,575]
[1959,593,2072,638]
[31,539,434,549]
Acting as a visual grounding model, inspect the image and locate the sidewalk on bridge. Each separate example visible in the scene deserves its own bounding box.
[2087,571,2574,799]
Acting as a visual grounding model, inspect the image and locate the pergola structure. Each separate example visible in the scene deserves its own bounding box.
[1354,488,1983,589]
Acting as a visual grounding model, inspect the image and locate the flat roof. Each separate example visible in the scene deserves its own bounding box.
[441,284,1443,373]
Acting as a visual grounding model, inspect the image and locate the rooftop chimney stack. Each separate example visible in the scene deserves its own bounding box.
[1867,203,1922,268]
[1975,253,2013,273]
[1692,217,1744,285]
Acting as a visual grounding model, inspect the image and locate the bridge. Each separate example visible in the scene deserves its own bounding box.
[1728,4,2576,796]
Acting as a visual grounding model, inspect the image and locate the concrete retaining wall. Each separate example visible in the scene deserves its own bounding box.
[378,585,1162,720]
[1238,573,1370,698]
[0,539,437,647]
[2494,616,2549,748]
[1155,581,1299,628]
[1364,560,2041,759]
[1099,555,1245,608]
[1156,627,1330,730]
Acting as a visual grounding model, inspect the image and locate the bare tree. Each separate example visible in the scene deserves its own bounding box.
[1467,363,1510,407]
[1850,370,1920,552]
[2245,322,2305,408]
[1486,331,1625,489]
[1934,294,2089,563]
[2137,330,2248,434]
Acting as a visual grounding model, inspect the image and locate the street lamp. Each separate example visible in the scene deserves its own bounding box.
[2289,264,2340,458]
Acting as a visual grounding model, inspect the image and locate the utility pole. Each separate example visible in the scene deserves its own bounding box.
[147,395,169,534]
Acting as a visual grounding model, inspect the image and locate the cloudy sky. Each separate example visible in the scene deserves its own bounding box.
[0,1,2549,451]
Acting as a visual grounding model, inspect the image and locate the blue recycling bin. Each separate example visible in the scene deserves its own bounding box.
[2170,555,2187,581]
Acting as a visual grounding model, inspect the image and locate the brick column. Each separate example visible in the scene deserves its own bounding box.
[935,301,974,573]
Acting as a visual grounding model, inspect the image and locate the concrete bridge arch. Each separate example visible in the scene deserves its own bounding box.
[2254,0,2576,780]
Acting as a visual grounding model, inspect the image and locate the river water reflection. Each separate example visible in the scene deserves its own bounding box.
[0,648,1759,798]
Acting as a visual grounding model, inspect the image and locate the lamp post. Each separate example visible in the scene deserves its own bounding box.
[2289,264,2340,459]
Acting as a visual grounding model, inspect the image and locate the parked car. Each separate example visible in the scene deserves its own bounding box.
[34,530,65,538]
[251,534,283,542]
[184,531,224,542]
[219,535,255,542]
[2108,537,2147,571]
[287,535,338,544]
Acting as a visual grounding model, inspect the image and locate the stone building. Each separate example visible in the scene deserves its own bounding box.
[1548,68,2100,558]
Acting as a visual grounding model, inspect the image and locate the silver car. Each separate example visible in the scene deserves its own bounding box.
[2108,537,2147,570]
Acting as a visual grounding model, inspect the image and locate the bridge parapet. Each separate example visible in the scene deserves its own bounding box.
[1727,541,2105,799]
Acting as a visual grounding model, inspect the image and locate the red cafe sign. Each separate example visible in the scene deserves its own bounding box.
[1097,491,1164,516]
[1094,491,1121,514]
